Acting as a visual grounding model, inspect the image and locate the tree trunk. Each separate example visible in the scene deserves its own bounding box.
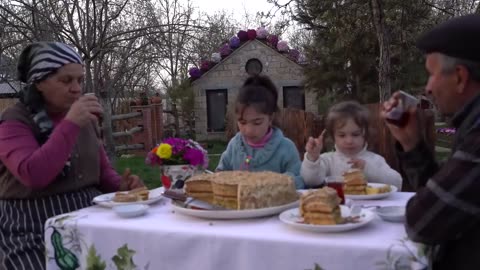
[370,0,392,102]
[102,89,116,163]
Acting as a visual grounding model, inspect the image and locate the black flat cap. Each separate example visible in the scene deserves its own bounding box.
[416,14,480,62]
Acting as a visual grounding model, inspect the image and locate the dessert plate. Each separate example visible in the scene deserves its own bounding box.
[171,199,299,220]
[93,187,164,208]
[345,183,398,200]
[279,205,375,233]
[113,204,149,218]
[375,206,405,223]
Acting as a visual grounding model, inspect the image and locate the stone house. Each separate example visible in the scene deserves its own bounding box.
[192,39,317,141]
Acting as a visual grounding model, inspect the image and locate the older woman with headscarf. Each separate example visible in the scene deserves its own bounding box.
[0,42,144,269]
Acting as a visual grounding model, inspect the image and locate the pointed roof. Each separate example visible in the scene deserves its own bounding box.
[188,27,306,82]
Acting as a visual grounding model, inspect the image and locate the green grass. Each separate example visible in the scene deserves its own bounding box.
[114,140,227,189]
[435,151,450,163]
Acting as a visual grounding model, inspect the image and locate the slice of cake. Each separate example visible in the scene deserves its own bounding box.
[366,184,391,195]
[184,173,215,204]
[209,171,298,210]
[128,187,149,201]
[300,187,343,225]
[343,169,367,195]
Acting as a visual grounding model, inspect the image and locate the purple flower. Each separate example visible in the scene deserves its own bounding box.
[267,34,279,48]
[288,49,300,61]
[145,151,161,166]
[256,27,268,39]
[162,138,188,155]
[183,148,205,167]
[277,40,289,52]
[247,29,257,40]
[237,30,248,42]
[220,44,232,58]
[188,67,201,79]
[146,137,209,168]
[229,36,240,48]
[200,60,212,72]
[437,127,456,136]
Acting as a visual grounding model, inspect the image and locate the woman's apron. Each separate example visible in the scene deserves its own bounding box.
[0,187,101,270]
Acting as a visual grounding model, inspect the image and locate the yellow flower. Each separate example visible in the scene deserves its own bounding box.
[156,143,172,159]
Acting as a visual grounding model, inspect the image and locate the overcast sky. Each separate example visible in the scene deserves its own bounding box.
[192,0,275,17]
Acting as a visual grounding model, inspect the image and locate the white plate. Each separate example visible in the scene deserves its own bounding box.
[172,200,299,220]
[93,187,164,208]
[113,204,149,218]
[279,205,375,233]
[345,183,398,200]
[375,206,405,223]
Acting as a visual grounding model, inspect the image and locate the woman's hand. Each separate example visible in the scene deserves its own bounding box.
[119,168,145,191]
[305,130,326,162]
[65,95,103,127]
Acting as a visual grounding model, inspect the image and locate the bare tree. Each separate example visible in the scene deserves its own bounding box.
[370,0,392,102]
[0,0,196,159]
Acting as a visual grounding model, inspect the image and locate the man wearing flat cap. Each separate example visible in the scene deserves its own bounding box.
[382,14,480,269]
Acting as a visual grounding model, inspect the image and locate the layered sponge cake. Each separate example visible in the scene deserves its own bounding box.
[184,173,215,204]
[185,171,298,210]
[300,187,343,225]
[343,169,367,195]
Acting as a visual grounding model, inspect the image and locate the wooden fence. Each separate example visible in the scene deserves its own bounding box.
[111,103,163,155]
[0,98,17,113]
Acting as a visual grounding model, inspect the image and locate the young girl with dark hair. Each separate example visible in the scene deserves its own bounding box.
[216,75,305,189]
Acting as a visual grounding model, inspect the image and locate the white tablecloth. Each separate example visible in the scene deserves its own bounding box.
[45,192,428,270]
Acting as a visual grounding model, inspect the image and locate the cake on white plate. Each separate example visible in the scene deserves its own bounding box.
[185,171,298,210]
[300,187,343,225]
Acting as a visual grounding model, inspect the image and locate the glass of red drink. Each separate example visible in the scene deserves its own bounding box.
[325,175,345,204]
[386,91,419,127]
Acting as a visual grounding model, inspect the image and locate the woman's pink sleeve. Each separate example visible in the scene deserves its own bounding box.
[0,120,80,189]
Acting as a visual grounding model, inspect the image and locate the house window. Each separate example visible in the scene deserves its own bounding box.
[245,59,263,75]
[283,86,305,110]
[206,89,228,132]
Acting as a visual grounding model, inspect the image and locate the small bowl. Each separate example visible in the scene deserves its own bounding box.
[113,204,149,218]
[375,206,405,223]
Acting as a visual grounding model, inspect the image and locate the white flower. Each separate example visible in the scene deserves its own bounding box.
[298,53,307,64]
[256,26,268,39]
[211,52,222,63]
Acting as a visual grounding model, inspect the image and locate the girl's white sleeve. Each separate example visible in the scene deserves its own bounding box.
[363,153,403,190]
[300,153,330,188]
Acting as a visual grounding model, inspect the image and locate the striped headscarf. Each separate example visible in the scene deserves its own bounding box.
[17,42,84,178]
[18,42,83,84]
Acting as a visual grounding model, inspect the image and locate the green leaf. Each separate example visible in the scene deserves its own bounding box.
[112,244,137,270]
[53,215,76,226]
[314,263,325,270]
[86,245,106,270]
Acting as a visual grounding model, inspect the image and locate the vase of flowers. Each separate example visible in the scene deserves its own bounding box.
[145,138,209,191]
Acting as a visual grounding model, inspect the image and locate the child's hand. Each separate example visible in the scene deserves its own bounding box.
[348,158,366,170]
[305,130,325,162]
[119,168,145,191]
